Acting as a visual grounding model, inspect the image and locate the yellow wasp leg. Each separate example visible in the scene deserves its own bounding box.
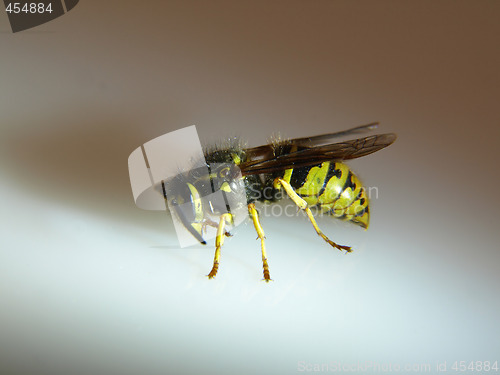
[202,218,232,237]
[273,178,352,253]
[248,203,272,282]
[207,213,233,279]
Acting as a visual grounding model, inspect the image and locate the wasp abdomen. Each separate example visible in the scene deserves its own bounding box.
[289,162,369,229]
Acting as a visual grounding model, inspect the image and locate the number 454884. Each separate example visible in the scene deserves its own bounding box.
[5,3,53,14]
[451,361,498,372]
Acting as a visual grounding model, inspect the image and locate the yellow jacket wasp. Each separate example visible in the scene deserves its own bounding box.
[162,122,396,281]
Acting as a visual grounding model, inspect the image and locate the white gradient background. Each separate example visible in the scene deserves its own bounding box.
[0,1,499,374]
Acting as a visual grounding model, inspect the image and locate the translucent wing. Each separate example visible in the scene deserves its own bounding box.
[240,131,396,176]
[284,121,380,147]
[243,122,380,160]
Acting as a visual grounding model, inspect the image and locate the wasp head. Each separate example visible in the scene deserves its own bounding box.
[164,163,246,245]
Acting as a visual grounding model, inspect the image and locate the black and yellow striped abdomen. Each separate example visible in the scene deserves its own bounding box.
[285,161,369,229]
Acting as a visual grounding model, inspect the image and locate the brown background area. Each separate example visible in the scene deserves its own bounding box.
[1,2,499,375]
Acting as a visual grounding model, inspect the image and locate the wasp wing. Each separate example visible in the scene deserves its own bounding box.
[243,122,380,161]
[240,133,396,176]
[285,122,380,147]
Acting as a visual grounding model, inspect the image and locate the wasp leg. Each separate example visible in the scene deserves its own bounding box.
[202,218,232,237]
[207,213,233,279]
[273,178,352,253]
[248,203,272,282]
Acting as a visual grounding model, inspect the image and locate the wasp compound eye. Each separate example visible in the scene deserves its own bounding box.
[219,166,230,178]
